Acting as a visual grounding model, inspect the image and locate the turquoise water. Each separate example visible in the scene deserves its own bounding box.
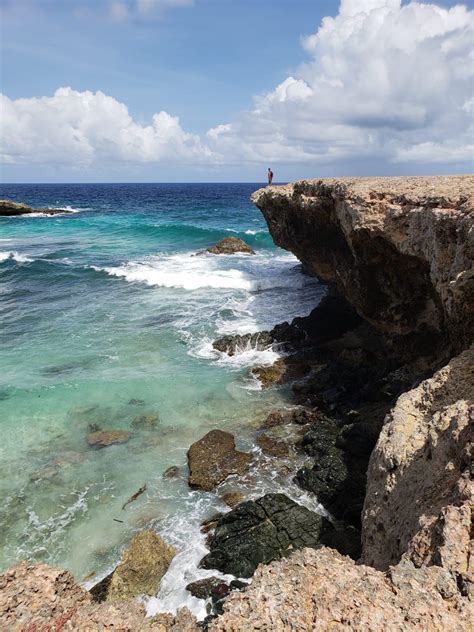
[0,184,324,614]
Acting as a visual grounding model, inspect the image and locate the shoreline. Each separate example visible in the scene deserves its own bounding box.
[1,175,472,630]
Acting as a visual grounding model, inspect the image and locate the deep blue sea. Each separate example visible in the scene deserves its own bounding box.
[0,183,324,616]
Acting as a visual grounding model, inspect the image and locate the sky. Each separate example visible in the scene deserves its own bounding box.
[0,0,473,182]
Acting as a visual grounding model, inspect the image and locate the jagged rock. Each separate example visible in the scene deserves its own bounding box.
[0,199,71,216]
[212,331,273,356]
[207,547,473,631]
[87,430,131,448]
[105,530,176,600]
[256,433,289,457]
[206,237,255,255]
[362,347,474,575]
[252,357,310,388]
[252,176,474,357]
[260,406,324,429]
[186,576,228,600]
[187,430,252,492]
[200,493,330,577]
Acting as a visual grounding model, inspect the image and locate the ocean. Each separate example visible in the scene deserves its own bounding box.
[0,183,325,617]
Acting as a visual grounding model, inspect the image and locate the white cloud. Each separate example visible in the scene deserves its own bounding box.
[108,0,194,21]
[1,1,473,173]
[0,87,212,166]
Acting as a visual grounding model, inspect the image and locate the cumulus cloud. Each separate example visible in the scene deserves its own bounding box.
[208,0,474,167]
[0,87,212,165]
[1,0,473,172]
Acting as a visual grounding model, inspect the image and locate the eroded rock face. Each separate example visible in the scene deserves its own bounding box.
[200,493,330,577]
[252,176,474,357]
[208,547,473,631]
[206,237,255,255]
[362,347,474,579]
[0,199,72,216]
[187,430,252,491]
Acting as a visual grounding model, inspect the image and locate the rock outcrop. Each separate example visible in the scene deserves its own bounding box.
[206,237,255,255]
[362,346,473,582]
[252,176,474,357]
[0,199,72,216]
[208,547,473,631]
[187,429,252,491]
[87,429,131,447]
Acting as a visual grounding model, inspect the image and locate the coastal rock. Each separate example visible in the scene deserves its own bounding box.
[186,576,228,600]
[87,429,131,448]
[105,530,176,600]
[206,237,255,255]
[213,331,273,356]
[252,357,310,388]
[207,547,473,631]
[200,493,330,577]
[187,430,252,492]
[0,199,71,216]
[220,491,246,507]
[252,176,474,357]
[131,413,159,430]
[362,347,474,574]
[256,433,289,457]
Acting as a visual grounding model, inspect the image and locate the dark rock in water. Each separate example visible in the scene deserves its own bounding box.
[220,491,246,508]
[200,493,330,578]
[186,576,227,600]
[87,430,131,448]
[187,430,252,492]
[206,237,255,255]
[163,465,183,479]
[131,413,159,430]
[213,331,273,356]
[256,433,289,457]
[200,513,223,535]
[252,358,311,388]
[0,199,72,216]
[230,579,248,590]
[128,398,145,406]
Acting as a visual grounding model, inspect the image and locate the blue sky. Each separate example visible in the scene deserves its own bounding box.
[1,0,473,182]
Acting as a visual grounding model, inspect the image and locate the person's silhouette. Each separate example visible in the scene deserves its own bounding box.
[267,168,274,185]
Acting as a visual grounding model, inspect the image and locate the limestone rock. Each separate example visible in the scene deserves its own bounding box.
[200,493,330,577]
[252,176,474,356]
[107,530,176,600]
[206,237,255,255]
[208,547,473,631]
[0,199,71,216]
[87,429,131,447]
[362,347,474,573]
[187,430,252,491]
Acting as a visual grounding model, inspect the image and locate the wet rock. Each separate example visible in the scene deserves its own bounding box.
[187,430,252,492]
[206,237,255,255]
[128,398,145,406]
[105,530,176,600]
[163,465,183,479]
[256,433,289,457]
[131,413,159,430]
[212,331,273,356]
[87,430,131,448]
[220,491,246,508]
[200,493,330,578]
[186,577,227,600]
[252,358,311,388]
[200,513,223,535]
[0,199,72,216]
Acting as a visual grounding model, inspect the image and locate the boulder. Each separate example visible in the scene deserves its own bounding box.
[186,577,228,600]
[212,331,273,356]
[187,430,252,492]
[256,434,289,457]
[200,493,330,578]
[105,530,176,600]
[206,237,255,255]
[87,430,131,448]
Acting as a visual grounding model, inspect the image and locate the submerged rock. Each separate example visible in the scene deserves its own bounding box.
[206,237,255,255]
[220,491,246,508]
[105,530,176,601]
[131,413,159,430]
[200,493,330,578]
[0,199,72,216]
[87,430,131,448]
[256,433,289,457]
[187,430,252,492]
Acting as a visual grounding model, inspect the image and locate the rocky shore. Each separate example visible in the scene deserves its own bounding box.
[1,176,472,630]
[0,199,72,216]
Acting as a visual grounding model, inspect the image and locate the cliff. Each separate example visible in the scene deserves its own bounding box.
[252,176,474,358]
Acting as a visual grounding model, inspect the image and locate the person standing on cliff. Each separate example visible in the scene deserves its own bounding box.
[267,167,274,186]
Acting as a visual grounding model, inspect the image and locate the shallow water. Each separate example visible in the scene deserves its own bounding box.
[0,183,324,615]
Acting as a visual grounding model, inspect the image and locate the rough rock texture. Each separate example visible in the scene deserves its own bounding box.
[200,493,330,577]
[106,530,176,600]
[0,199,71,216]
[362,347,473,578]
[208,547,473,631]
[207,237,255,255]
[252,176,474,356]
[87,429,131,447]
[187,429,252,491]
[0,561,199,631]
